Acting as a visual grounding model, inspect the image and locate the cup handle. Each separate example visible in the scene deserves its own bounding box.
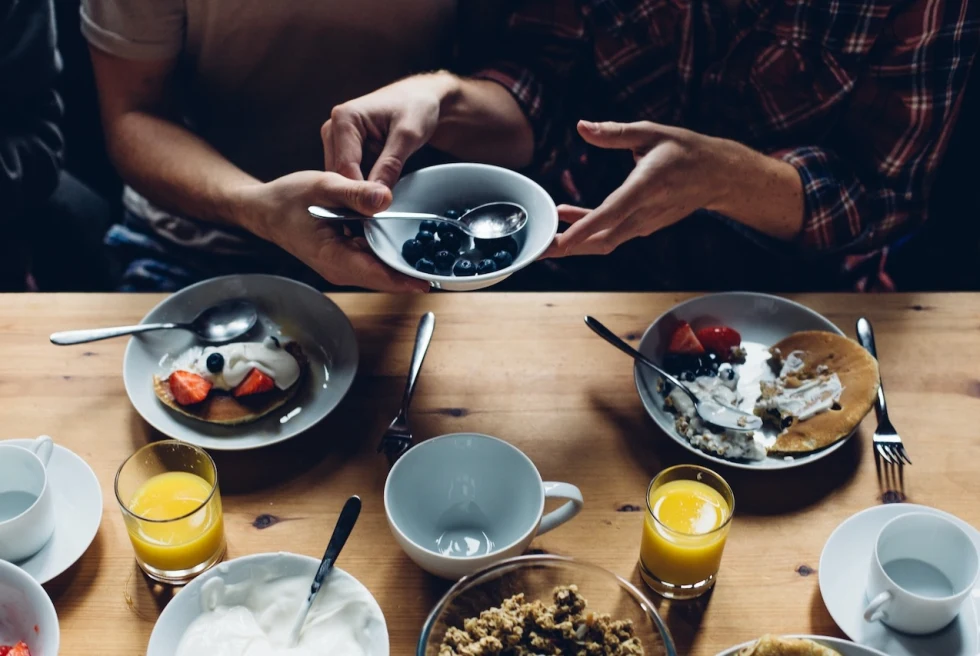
[538,482,584,535]
[863,591,892,623]
[30,435,54,467]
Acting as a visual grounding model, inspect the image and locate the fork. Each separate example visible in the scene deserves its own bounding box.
[378,312,435,465]
[856,317,911,501]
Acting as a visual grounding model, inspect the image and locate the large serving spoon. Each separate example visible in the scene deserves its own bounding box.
[286,495,362,648]
[308,201,528,240]
[584,316,762,432]
[49,299,258,345]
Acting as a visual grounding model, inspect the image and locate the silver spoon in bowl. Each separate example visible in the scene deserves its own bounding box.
[286,495,362,648]
[584,316,762,432]
[49,299,258,345]
[307,201,528,240]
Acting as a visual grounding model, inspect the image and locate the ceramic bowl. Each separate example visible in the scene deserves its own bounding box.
[147,552,388,656]
[364,163,558,291]
[417,555,677,656]
[0,560,59,656]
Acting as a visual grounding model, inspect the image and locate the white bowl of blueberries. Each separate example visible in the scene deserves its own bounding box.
[364,163,558,291]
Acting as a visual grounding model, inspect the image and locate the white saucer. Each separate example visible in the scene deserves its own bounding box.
[717,635,887,655]
[4,439,103,584]
[819,503,980,656]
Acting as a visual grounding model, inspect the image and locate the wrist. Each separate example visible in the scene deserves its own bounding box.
[222,180,270,240]
[703,137,750,214]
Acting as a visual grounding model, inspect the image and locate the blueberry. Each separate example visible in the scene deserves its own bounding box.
[695,367,714,378]
[433,250,455,271]
[416,230,435,246]
[206,352,224,373]
[681,371,696,382]
[443,209,460,220]
[414,258,436,274]
[453,259,476,276]
[477,236,519,257]
[476,259,498,275]
[402,239,425,264]
[696,354,719,372]
[492,250,515,269]
[436,226,465,252]
[458,247,483,262]
[419,220,440,233]
[663,353,697,375]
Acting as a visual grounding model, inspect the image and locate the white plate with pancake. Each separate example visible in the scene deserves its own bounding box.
[634,292,875,471]
[123,274,358,451]
[717,634,888,655]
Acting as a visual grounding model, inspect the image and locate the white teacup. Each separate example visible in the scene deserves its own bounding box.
[384,433,583,580]
[0,436,55,562]
[863,512,979,635]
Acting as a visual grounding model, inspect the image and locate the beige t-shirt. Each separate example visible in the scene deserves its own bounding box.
[81,0,464,254]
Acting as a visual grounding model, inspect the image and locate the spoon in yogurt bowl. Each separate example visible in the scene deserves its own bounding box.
[584,316,762,432]
[287,495,362,648]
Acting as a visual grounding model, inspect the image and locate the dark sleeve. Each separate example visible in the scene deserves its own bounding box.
[0,0,64,219]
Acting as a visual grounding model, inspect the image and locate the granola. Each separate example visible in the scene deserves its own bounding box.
[438,585,645,656]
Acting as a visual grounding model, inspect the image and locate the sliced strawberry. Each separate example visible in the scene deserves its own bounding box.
[695,326,742,355]
[667,321,705,355]
[233,368,276,397]
[168,371,213,406]
[8,642,31,656]
[0,645,12,656]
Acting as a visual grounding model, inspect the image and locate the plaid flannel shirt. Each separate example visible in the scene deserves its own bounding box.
[476,0,979,259]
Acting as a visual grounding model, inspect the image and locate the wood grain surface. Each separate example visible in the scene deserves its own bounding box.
[2,292,977,655]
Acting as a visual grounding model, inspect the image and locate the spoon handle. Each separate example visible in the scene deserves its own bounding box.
[50,322,181,345]
[583,316,685,389]
[308,206,444,222]
[310,496,362,597]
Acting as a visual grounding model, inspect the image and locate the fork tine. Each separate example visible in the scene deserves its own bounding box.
[896,444,912,465]
[876,442,894,464]
[897,460,906,499]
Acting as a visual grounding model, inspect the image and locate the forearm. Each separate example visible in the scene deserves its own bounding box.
[429,74,535,169]
[708,139,805,241]
[103,110,261,232]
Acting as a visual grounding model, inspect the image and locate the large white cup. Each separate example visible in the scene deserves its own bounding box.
[863,512,979,635]
[0,436,55,562]
[385,433,583,580]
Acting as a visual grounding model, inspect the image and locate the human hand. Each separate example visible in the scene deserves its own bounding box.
[322,73,457,188]
[544,120,738,258]
[235,171,429,292]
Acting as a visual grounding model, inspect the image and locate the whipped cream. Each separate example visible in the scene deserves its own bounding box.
[172,336,300,391]
[665,364,766,461]
[175,570,386,656]
[756,350,844,423]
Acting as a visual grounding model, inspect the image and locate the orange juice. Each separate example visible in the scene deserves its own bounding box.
[126,471,225,573]
[640,478,732,587]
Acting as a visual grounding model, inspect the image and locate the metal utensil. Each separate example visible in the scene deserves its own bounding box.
[286,495,362,647]
[378,312,435,464]
[49,299,258,345]
[308,202,528,240]
[585,316,762,432]
[856,317,910,501]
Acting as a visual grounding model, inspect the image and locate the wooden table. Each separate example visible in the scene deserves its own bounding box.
[4,292,978,655]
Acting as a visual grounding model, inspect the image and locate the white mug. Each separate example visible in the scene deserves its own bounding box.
[0,436,55,562]
[863,512,979,635]
[384,433,584,580]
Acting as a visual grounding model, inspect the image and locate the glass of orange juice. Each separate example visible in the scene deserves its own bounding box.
[638,464,734,600]
[114,440,225,584]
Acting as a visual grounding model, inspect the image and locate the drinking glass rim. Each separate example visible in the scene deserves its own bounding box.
[645,464,735,537]
[114,440,219,524]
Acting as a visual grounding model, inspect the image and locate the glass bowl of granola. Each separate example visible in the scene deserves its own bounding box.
[418,555,677,656]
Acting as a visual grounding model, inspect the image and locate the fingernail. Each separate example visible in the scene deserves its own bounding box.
[580,121,599,133]
[369,189,387,209]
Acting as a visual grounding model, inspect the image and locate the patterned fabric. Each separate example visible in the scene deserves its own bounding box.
[476,0,980,286]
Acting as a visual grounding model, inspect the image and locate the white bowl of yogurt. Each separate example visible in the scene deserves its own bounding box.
[147,552,388,656]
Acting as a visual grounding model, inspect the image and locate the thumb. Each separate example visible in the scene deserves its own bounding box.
[309,173,392,216]
[577,120,661,151]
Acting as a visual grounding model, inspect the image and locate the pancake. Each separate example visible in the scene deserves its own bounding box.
[153,342,307,426]
[738,635,842,655]
[764,331,878,455]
